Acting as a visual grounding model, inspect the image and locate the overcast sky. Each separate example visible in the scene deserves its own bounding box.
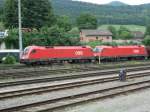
[75,0,150,5]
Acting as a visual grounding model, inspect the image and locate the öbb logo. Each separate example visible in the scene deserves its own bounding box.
[133,49,139,53]
[75,51,83,56]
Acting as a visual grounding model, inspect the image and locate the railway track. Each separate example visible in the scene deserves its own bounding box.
[0,65,150,88]
[0,71,150,100]
[0,73,150,112]
[1,61,150,77]
[0,62,150,81]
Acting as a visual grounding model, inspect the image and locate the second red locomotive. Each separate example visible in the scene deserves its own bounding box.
[94,45,148,62]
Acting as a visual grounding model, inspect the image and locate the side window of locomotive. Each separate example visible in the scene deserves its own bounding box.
[93,48,100,52]
[31,49,36,54]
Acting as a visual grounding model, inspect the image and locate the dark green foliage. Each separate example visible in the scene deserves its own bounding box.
[76,13,98,30]
[4,0,55,28]
[56,15,72,32]
[86,40,140,48]
[108,26,117,39]
[1,0,150,25]
[143,36,150,46]
[4,29,19,48]
[68,27,80,34]
[4,0,18,28]
[0,0,150,27]
[118,26,133,39]
[144,25,150,46]
[4,26,80,49]
[2,55,16,64]
[51,0,150,25]
[145,25,150,36]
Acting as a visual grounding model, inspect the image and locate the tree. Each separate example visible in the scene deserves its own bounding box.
[143,35,150,46]
[4,0,18,28]
[76,13,98,30]
[119,31,133,39]
[118,26,129,34]
[108,26,117,39]
[145,25,150,36]
[5,26,80,48]
[4,0,55,28]
[118,26,133,39]
[56,15,72,32]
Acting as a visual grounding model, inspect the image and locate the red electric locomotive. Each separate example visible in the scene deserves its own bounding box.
[20,46,95,65]
[94,45,148,61]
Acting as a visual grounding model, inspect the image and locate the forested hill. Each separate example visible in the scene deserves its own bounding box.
[51,0,150,25]
[0,0,150,25]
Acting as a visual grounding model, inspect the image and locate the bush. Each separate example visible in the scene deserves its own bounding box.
[143,35,150,46]
[2,55,16,64]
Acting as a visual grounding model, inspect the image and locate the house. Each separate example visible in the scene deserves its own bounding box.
[80,29,113,43]
[131,31,144,41]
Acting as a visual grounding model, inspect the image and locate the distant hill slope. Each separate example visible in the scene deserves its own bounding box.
[51,0,150,25]
[0,0,149,25]
[107,1,128,6]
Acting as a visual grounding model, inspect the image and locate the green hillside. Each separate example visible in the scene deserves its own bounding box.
[99,25,146,32]
[51,0,150,25]
[0,0,150,26]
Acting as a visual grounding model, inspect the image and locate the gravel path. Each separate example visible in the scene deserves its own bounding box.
[55,88,150,112]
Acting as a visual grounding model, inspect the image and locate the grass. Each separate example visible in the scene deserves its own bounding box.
[99,24,146,32]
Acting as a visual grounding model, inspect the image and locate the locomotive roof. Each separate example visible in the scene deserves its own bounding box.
[27,46,92,49]
[96,45,145,49]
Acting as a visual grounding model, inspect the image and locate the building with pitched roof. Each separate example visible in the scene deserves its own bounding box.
[131,31,144,41]
[80,29,113,43]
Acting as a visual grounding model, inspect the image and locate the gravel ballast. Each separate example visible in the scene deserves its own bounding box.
[55,88,150,112]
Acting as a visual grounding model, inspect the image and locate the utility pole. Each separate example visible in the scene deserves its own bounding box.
[18,0,23,58]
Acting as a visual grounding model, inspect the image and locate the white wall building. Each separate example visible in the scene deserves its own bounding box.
[0,30,8,50]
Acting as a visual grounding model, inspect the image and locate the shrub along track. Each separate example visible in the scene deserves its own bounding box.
[0,71,150,112]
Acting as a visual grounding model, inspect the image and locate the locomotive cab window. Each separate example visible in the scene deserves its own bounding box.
[31,49,36,54]
[93,48,100,52]
[23,47,30,55]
